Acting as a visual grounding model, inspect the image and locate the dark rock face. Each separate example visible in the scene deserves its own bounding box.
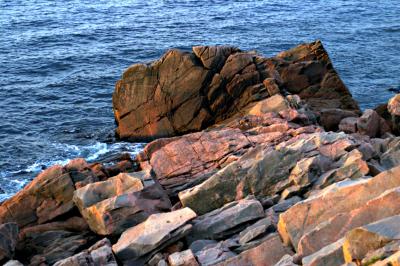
[53,238,117,266]
[0,223,18,262]
[113,41,360,140]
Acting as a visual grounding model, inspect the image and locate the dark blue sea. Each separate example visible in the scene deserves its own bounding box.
[1,0,399,200]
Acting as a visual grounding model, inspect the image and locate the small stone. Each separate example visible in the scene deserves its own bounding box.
[263,78,281,96]
[339,117,358,134]
[248,94,290,115]
[168,249,199,266]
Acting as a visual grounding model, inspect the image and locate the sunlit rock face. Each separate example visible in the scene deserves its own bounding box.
[113,41,360,140]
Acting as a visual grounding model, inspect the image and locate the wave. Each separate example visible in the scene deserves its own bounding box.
[0,141,146,202]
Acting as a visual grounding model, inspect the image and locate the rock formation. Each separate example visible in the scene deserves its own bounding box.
[113,40,359,140]
[1,41,400,266]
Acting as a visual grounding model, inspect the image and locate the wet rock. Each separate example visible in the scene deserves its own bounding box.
[74,171,171,235]
[302,238,345,266]
[112,208,196,265]
[168,249,199,266]
[297,187,400,257]
[343,215,400,263]
[0,223,18,262]
[188,197,264,242]
[278,166,400,250]
[53,238,117,266]
[214,234,293,266]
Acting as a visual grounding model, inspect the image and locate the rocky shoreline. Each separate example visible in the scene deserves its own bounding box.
[1,41,400,266]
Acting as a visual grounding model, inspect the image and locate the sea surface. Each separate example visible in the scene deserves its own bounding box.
[0,0,399,200]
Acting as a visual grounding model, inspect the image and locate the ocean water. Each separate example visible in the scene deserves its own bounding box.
[0,0,399,200]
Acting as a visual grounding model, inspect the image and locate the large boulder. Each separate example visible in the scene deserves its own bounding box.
[113,41,360,140]
[278,166,400,251]
[73,171,171,235]
[112,208,197,265]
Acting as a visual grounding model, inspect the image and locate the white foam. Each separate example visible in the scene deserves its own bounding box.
[0,141,146,201]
